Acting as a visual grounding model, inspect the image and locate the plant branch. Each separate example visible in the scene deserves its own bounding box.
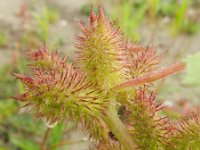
[41,127,51,150]
[115,62,185,89]
[104,100,136,150]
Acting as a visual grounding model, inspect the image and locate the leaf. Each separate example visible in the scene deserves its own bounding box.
[0,31,8,47]
[50,123,65,150]
[183,52,200,87]
[10,135,39,150]
[32,7,49,42]
[0,147,7,150]
[172,0,189,35]
[0,100,17,121]
[112,1,147,41]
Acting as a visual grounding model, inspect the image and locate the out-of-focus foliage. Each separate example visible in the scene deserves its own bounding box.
[81,4,98,16]
[111,0,200,40]
[112,1,147,41]
[33,6,59,42]
[0,31,8,47]
[183,52,200,87]
[0,2,68,150]
[0,56,44,150]
[50,123,65,150]
[172,0,200,35]
[19,4,63,49]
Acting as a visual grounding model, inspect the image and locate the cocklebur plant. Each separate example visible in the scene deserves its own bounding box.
[13,6,200,150]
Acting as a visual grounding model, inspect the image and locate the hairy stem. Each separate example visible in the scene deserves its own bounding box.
[104,101,136,149]
[116,62,185,89]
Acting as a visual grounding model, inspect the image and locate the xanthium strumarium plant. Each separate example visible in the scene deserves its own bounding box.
[13,6,200,150]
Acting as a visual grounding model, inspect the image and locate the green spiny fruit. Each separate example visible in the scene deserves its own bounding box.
[95,139,122,150]
[13,5,195,150]
[75,6,127,90]
[126,90,173,149]
[168,109,200,149]
[13,47,109,140]
[116,44,161,104]
[125,45,162,78]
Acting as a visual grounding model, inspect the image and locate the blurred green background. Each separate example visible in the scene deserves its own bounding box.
[0,0,200,149]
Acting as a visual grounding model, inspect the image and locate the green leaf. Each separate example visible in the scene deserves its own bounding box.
[50,123,65,150]
[0,100,17,121]
[183,52,200,87]
[10,135,39,150]
[112,1,147,41]
[0,147,7,150]
[172,0,189,35]
[0,31,8,47]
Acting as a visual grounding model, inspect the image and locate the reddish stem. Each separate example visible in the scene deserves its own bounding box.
[116,62,185,89]
[41,127,51,150]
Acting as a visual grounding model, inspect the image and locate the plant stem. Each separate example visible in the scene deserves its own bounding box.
[104,101,136,150]
[41,127,51,150]
[115,62,185,89]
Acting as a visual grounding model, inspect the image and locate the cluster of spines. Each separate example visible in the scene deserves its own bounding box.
[126,89,173,149]
[168,109,200,149]
[27,47,67,70]
[13,47,110,141]
[95,139,122,150]
[13,5,199,150]
[75,6,128,90]
[124,45,162,79]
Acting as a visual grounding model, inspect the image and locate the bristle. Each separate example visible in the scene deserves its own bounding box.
[12,5,194,149]
[13,47,109,142]
[168,109,200,149]
[90,5,96,27]
[98,5,105,22]
[126,89,173,148]
[75,5,127,90]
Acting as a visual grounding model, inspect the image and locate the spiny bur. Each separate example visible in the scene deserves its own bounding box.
[13,5,200,150]
[75,6,128,90]
[13,47,109,140]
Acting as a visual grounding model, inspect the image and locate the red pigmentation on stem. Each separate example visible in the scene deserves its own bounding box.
[116,62,185,89]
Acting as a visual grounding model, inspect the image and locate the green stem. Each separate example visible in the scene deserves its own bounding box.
[104,101,136,150]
